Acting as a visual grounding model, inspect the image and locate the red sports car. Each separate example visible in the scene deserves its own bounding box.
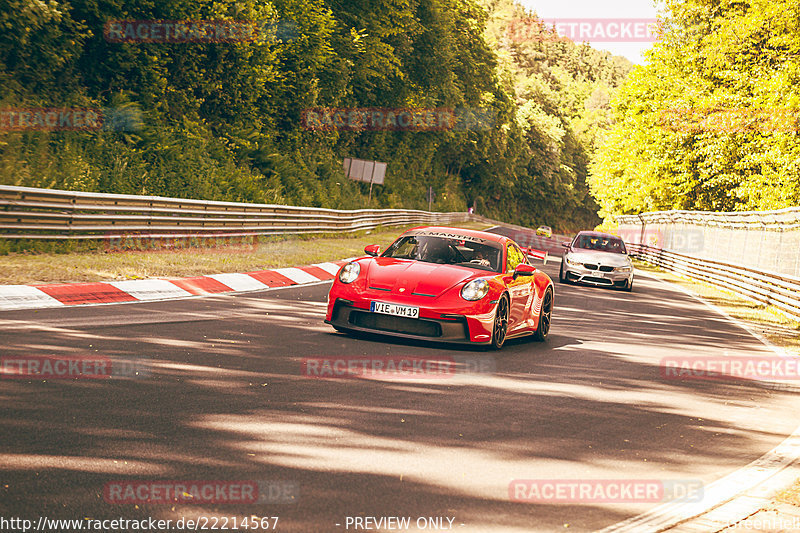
[324,226,554,349]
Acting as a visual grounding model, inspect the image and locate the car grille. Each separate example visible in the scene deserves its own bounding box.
[583,276,613,285]
[349,311,442,337]
[582,263,615,272]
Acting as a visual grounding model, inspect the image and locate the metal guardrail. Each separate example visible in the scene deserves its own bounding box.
[0,185,471,240]
[619,207,800,319]
[629,243,800,320]
[617,208,800,278]
[617,207,800,229]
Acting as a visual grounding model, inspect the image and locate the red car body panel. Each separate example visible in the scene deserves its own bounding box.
[324,226,553,345]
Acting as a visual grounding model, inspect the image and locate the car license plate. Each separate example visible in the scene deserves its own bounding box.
[370,301,419,319]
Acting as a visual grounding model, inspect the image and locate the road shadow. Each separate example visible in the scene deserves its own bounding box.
[0,272,798,532]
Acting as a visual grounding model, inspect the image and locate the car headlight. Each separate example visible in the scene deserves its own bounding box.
[461,279,490,301]
[338,262,361,284]
[615,265,632,272]
[565,256,582,267]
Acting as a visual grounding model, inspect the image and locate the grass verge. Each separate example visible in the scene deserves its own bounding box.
[777,480,800,507]
[0,222,495,285]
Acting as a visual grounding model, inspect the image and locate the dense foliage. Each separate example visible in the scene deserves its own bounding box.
[0,0,630,230]
[591,0,800,222]
[482,0,632,228]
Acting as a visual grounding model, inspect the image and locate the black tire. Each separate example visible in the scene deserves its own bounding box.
[558,261,566,283]
[490,296,510,350]
[624,277,633,292]
[533,287,553,342]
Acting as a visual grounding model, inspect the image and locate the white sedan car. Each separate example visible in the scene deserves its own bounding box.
[559,231,634,291]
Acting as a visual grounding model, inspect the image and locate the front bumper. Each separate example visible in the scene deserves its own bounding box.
[325,298,494,345]
[563,264,632,287]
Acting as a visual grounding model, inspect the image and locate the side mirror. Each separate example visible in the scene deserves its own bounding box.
[561,242,570,249]
[364,244,381,257]
[513,263,536,278]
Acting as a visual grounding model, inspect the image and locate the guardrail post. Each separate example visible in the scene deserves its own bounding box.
[795,237,800,278]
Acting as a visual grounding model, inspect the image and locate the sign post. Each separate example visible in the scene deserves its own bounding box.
[368,164,375,205]
[343,158,387,206]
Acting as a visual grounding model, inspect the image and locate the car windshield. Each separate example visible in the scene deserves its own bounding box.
[382,235,502,272]
[573,235,627,254]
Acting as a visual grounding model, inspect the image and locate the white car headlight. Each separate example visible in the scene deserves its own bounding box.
[461,279,490,301]
[565,256,582,267]
[338,262,361,284]
[615,265,632,272]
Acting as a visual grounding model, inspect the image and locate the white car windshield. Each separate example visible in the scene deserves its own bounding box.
[573,235,627,254]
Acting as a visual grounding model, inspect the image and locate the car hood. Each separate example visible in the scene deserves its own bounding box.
[364,258,481,298]
[566,250,631,267]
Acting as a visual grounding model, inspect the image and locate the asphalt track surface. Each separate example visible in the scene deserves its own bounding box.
[1,230,799,532]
